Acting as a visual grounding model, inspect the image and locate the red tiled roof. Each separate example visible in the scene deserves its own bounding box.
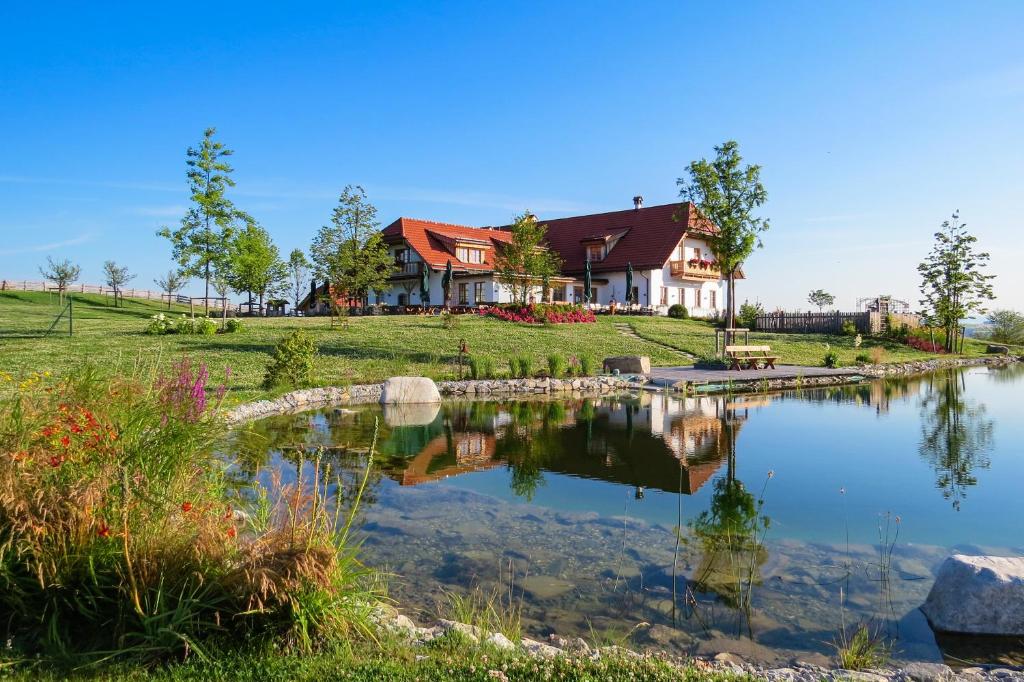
[538,202,715,274]
[381,217,512,272]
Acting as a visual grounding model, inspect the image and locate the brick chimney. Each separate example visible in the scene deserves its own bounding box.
[633,195,643,210]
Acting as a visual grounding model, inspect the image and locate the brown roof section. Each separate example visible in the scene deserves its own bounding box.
[381,217,512,272]
[538,202,715,275]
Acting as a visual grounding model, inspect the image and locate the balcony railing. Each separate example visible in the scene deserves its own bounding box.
[669,260,721,281]
[391,260,424,278]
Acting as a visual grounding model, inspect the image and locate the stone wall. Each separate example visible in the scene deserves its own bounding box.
[224,375,638,425]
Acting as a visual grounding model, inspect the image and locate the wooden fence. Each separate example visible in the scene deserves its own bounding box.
[0,279,226,309]
[755,311,875,334]
[754,311,921,335]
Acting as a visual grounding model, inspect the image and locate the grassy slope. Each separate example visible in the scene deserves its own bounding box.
[0,292,681,403]
[0,292,1002,403]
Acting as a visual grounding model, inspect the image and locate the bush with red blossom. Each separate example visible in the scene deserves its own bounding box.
[478,303,596,324]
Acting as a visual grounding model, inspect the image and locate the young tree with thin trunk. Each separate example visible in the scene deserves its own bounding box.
[288,248,311,312]
[102,260,135,308]
[677,141,769,339]
[494,212,562,305]
[918,211,995,353]
[807,289,835,312]
[39,257,81,305]
[154,270,187,310]
[310,185,393,322]
[158,128,251,314]
[211,268,232,327]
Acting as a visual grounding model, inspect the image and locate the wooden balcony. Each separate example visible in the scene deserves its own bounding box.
[669,260,721,281]
[391,260,424,278]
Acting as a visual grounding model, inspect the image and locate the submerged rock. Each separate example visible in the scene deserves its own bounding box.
[922,555,1024,635]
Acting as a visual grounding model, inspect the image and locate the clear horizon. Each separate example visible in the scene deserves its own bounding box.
[1,2,1021,312]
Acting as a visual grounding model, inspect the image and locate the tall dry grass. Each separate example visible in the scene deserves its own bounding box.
[0,360,380,664]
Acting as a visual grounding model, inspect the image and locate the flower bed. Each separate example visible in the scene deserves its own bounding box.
[478,303,596,324]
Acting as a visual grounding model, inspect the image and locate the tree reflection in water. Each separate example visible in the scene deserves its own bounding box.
[684,409,771,638]
[918,370,994,511]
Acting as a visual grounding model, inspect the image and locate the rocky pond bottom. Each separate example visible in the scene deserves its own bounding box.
[231,364,1024,667]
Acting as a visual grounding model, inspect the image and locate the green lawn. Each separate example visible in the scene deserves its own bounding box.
[0,292,682,403]
[0,291,1001,404]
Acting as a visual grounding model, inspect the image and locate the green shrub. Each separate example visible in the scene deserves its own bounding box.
[145,313,172,335]
[823,350,840,368]
[667,304,688,319]
[440,310,459,330]
[469,356,496,380]
[737,300,764,329]
[695,355,728,369]
[855,353,871,363]
[546,354,566,378]
[225,317,244,333]
[263,330,318,390]
[509,354,533,379]
[196,316,217,335]
[579,356,596,376]
[841,320,858,336]
[173,314,196,334]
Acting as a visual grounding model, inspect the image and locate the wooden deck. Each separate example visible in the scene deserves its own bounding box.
[647,364,863,387]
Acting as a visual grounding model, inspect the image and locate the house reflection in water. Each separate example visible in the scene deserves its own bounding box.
[382,393,771,497]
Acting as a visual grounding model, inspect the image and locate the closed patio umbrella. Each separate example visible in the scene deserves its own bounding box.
[441,259,453,307]
[420,263,430,305]
[583,260,592,305]
[625,262,633,306]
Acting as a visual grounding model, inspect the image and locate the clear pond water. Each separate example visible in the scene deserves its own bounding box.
[232,365,1024,666]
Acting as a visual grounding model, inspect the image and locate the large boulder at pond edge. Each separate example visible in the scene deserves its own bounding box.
[603,356,651,374]
[380,377,441,404]
[986,344,1010,354]
[921,555,1024,635]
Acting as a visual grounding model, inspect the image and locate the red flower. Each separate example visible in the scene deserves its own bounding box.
[226,526,237,539]
[96,523,111,538]
[60,435,71,448]
[223,506,233,520]
[181,501,193,513]
[49,455,62,468]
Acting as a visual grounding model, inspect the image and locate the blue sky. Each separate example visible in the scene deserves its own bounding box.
[2,2,1022,310]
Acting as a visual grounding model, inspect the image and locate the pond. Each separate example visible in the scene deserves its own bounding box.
[231,364,1024,666]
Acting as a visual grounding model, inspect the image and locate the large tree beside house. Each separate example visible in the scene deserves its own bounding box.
[158,127,252,314]
[677,140,769,335]
[494,212,563,305]
[918,211,995,352]
[310,185,393,314]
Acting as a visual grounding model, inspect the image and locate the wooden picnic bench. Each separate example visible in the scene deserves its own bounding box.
[724,345,779,371]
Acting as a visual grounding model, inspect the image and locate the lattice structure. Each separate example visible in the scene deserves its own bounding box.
[856,295,911,315]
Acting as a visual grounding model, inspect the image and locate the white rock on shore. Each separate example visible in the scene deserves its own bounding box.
[922,555,1024,635]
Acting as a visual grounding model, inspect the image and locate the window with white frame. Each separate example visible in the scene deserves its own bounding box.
[585,244,605,262]
[456,247,485,264]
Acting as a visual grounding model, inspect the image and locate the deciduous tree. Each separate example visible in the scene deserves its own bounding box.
[102,260,135,308]
[494,212,562,305]
[154,270,187,310]
[288,248,311,311]
[918,212,995,352]
[39,257,80,304]
[310,185,393,318]
[678,141,769,338]
[227,223,287,315]
[807,289,835,312]
[984,310,1024,345]
[158,128,252,313]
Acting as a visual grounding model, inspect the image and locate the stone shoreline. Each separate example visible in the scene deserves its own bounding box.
[680,355,1021,396]
[223,375,640,425]
[223,356,1020,425]
[372,608,1024,681]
